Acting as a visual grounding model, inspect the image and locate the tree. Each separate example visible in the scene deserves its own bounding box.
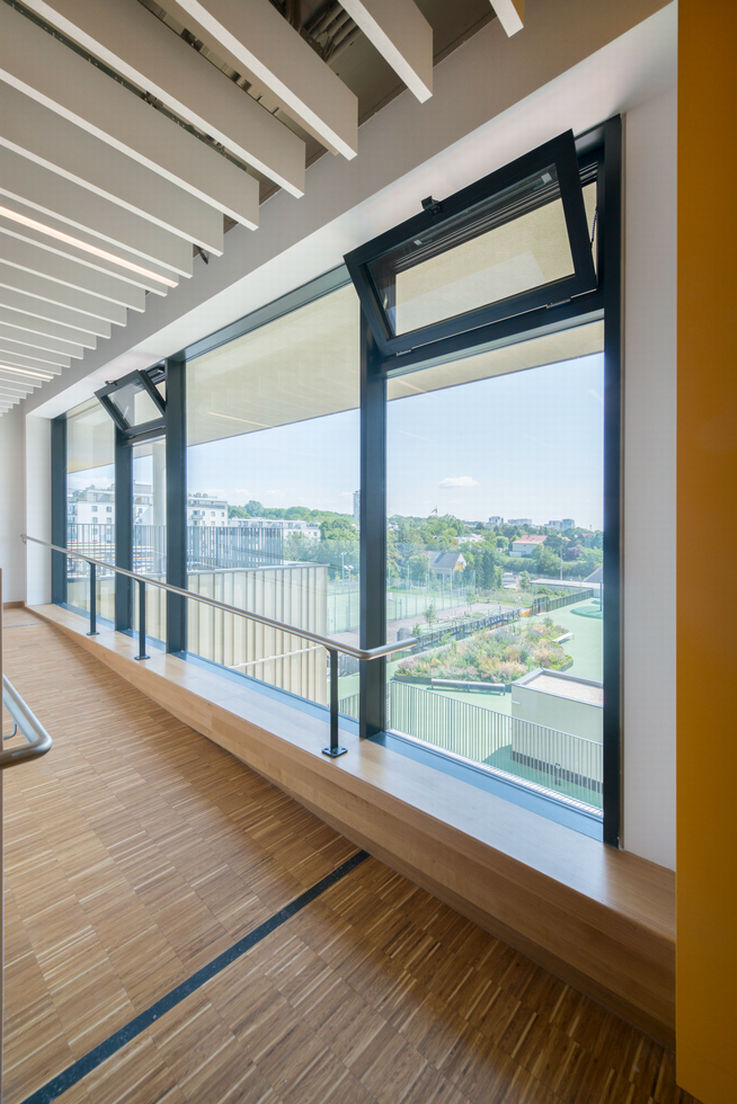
[386,527,401,582]
[473,544,502,590]
[533,545,561,577]
[545,533,565,556]
[320,517,358,540]
[408,553,428,585]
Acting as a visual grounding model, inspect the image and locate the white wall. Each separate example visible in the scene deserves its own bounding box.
[0,406,26,602]
[25,415,51,606]
[622,86,677,868]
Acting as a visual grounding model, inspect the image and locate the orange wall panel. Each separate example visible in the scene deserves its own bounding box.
[676,2,737,1101]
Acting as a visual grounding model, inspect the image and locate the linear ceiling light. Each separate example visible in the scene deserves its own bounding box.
[0,204,178,289]
[0,362,55,380]
[0,1,259,228]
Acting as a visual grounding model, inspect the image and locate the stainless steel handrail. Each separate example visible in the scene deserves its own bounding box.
[21,533,414,663]
[22,532,416,757]
[1,675,53,770]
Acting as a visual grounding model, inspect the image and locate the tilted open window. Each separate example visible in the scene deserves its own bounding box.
[345,130,597,356]
[95,366,166,439]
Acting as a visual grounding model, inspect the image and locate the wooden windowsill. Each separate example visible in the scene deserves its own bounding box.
[28,602,676,1045]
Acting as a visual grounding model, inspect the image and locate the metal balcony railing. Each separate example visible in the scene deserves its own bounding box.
[22,534,415,758]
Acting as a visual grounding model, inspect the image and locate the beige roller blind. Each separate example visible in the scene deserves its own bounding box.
[66,398,114,475]
[187,283,360,448]
[387,319,604,401]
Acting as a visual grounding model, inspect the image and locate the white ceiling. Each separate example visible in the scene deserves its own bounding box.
[1,0,469,416]
[2,0,676,421]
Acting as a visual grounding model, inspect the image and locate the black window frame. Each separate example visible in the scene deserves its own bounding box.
[52,117,622,847]
[345,129,598,357]
[95,366,167,440]
[352,118,621,846]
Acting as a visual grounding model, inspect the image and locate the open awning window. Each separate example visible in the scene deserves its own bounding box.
[96,367,166,439]
[345,130,597,356]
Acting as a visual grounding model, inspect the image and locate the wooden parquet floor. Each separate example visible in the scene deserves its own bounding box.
[1,609,699,1104]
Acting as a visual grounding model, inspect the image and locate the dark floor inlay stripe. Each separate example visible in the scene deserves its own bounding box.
[22,849,370,1104]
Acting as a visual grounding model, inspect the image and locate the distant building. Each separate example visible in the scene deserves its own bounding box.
[188,492,228,527]
[68,486,114,526]
[487,515,503,526]
[508,517,533,527]
[511,534,547,557]
[426,550,466,577]
[511,669,603,744]
[547,518,575,530]
[230,517,321,541]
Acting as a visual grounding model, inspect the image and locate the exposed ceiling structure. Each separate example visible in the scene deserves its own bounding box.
[0,0,513,418]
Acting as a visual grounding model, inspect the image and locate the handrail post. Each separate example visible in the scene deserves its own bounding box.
[87,562,99,637]
[322,648,346,758]
[135,579,149,661]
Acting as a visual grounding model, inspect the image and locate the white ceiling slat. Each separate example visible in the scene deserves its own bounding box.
[21,0,306,199]
[0,212,176,298]
[160,0,337,153]
[488,0,524,36]
[0,288,112,339]
[0,324,86,360]
[0,85,224,255]
[0,370,47,390]
[0,346,70,371]
[0,2,259,229]
[339,0,433,102]
[0,307,98,350]
[0,378,35,395]
[0,148,193,278]
[0,263,128,325]
[172,0,358,160]
[0,238,147,311]
[0,359,61,378]
[0,395,31,407]
[0,366,48,384]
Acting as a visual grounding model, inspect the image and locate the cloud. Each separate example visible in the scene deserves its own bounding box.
[439,476,479,489]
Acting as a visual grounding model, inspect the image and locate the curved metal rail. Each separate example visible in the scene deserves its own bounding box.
[1,675,53,770]
[22,532,415,757]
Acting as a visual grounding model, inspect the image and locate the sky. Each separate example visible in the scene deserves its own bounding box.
[184,353,605,530]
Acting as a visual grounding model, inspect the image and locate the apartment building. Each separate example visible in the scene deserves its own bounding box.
[0,1,733,1101]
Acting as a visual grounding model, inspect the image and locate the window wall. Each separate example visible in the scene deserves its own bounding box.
[185,283,361,711]
[65,398,115,619]
[385,325,605,815]
[52,121,619,841]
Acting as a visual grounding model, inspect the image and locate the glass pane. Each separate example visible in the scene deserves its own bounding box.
[66,399,115,619]
[386,330,605,819]
[132,438,167,642]
[368,166,575,337]
[186,284,361,717]
[108,379,161,428]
